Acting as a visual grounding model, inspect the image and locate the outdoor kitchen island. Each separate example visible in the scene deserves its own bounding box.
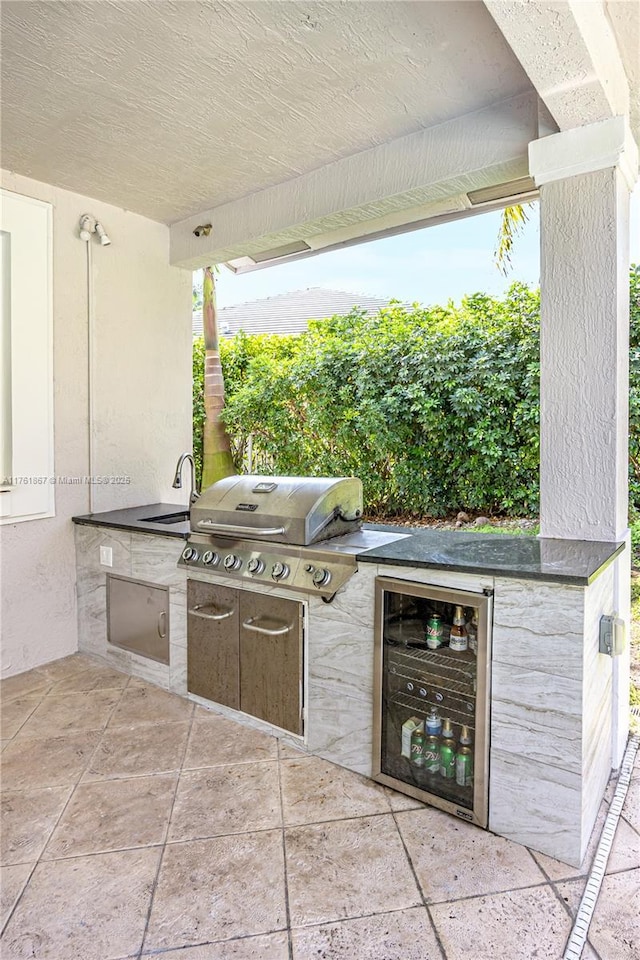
[73,505,624,868]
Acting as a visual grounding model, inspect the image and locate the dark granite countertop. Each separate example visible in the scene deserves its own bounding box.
[72,503,191,539]
[358,524,624,586]
[72,505,625,585]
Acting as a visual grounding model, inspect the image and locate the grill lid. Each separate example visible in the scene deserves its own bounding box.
[191,475,363,545]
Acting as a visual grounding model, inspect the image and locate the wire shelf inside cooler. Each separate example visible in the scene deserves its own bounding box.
[389,690,476,738]
[385,642,477,675]
[389,665,475,699]
[386,648,477,699]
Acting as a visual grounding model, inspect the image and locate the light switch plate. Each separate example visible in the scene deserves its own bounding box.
[100,545,113,567]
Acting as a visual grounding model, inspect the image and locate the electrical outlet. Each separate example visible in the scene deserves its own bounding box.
[599,614,626,656]
[99,545,113,567]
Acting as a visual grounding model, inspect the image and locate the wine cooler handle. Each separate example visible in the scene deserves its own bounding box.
[189,604,234,621]
[242,616,292,636]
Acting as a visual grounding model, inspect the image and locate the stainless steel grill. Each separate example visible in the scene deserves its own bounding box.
[179,475,364,597]
[191,474,362,544]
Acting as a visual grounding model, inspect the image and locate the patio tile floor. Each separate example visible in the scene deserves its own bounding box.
[1,653,638,960]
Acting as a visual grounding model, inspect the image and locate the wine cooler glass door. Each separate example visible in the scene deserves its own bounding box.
[373,577,492,828]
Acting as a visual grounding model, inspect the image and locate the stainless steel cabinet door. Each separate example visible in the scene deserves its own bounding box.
[187,580,239,708]
[107,574,170,664]
[239,592,303,735]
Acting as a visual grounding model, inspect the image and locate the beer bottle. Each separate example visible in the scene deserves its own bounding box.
[425,706,442,736]
[455,724,474,787]
[410,723,426,767]
[449,605,468,652]
[439,717,456,779]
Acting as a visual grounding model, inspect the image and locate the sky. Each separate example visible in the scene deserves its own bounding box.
[214,186,640,309]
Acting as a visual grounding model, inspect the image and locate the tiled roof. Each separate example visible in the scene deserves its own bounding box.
[192,287,397,338]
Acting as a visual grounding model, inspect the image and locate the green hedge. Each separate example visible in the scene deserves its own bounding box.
[192,336,206,488]
[193,269,639,519]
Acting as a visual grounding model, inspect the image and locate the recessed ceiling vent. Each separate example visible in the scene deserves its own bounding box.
[467,177,537,206]
[251,240,311,262]
[225,240,312,272]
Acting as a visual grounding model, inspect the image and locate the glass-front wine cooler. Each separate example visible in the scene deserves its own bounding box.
[373,577,493,827]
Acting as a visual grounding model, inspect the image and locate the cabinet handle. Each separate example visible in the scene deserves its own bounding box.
[189,604,234,621]
[157,610,167,639]
[242,616,292,636]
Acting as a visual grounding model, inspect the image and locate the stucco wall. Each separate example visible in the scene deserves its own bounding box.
[0,170,192,678]
[539,166,629,542]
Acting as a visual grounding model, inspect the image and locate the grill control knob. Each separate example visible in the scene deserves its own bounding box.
[223,554,242,571]
[182,546,199,562]
[202,550,219,566]
[271,561,290,581]
[247,558,265,575]
[312,567,331,587]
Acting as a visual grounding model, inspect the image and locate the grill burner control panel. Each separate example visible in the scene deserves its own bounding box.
[178,534,357,598]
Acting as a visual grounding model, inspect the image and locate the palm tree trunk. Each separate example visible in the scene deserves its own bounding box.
[202,266,235,489]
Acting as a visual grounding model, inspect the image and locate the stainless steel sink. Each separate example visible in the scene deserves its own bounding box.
[141,511,190,524]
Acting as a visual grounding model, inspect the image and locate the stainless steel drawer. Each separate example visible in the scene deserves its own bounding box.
[107,573,170,664]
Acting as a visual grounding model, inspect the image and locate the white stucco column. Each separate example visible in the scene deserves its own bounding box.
[530,117,638,766]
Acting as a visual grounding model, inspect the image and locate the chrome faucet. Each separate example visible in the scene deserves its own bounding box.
[172,453,200,505]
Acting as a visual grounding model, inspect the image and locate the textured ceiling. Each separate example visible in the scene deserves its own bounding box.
[606,0,640,143]
[1,0,532,223]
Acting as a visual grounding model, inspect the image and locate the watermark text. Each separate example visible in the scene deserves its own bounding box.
[2,475,131,486]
